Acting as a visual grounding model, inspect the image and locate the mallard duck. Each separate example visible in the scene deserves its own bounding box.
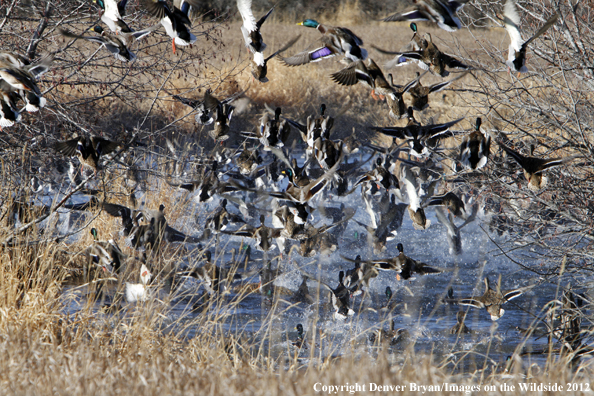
[380,286,397,312]
[285,103,334,152]
[237,0,274,61]
[426,191,466,218]
[386,73,419,119]
[314,271,354,320]
[169,161,237,202]
[372,107,462,158]
[283,19,367,65]
[342,254,379,295]
[140,0,200,53]
[251,35,301,83]
[459,117,491,170]
[313,137,342,171]
[330,58,394,100]
[95,0,132,33]
[351,156,400,195]
[86,227,126,274]
[377,32,469,77]
[54,135,120,173]
[383,0,470,32]
[292,323,308,348]
[234,143,262,175]
[408,70,468,110]
[0,52,52,113]
[256,107,291,149]
[204,198,246,232]
[369,320,408,345]
[60,26,158,62]
[0,83,20,128]
[401,166,431,230]
[173,89,243,125]
[263,145,343,203]
[450,311,471,334]
[222,215,282,252]
[497,140,579,191]
[355,195,407,253]
[125,264,152,302]
[209,103,234,142]
[457,277,532,321]
[503,0,558,74]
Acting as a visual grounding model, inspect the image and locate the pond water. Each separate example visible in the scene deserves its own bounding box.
[55,147,582,374]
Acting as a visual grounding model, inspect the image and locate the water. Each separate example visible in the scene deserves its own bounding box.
[53,149,579,374]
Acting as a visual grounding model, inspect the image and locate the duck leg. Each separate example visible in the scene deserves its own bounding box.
[172,38,176,54]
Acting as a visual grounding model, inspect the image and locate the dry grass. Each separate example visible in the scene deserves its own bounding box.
[2,5,594,393]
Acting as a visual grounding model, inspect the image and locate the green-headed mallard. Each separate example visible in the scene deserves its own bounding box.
[459,117,491,170]
[95,0,132,33]
[140,0,201,53]
[377,32,469,77]
[283,19,367,65]
[87,227,126,274]
[237,0,274,70]
[383,0,470,32]
[497,140,579,191]
[504,0,558,73]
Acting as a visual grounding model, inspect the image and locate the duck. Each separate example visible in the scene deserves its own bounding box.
[209,102,234,142]
[456,277,533,321]
[372,107,463,158]
[434,205,478,256]
[503,0,559,74]
[0,52,52,113]
[86,227,126,274]
[330,58,393,100]
[173,89,243,125]
[237,0,274,63]
[351,243,442,280]
[351,157,400,195]
[182,251,242,294]
[369,320,409,346]
[60,25,158,62]
[383,0,470,32]
[496,140,579,191]
[426,191,466,218]
[204,198,246,232]
[285,103,334,155]
[380,286,397,312]
[260,145,343,204]
[342,254,379,295]
[94,0,132,33]
[250,35,301,83]
[459,117,491,170]
[140,0,200,53]
[0,83,21,128]
[379,32,469,77]
[125,264,152,302]
[243,107,291,149]
[355,194,407,253]
[385,73,419,119]
[222,215,282,252]
[450,311,471,334]
[292,323,307,349]
[313,271,354,320]
[408,71,468,111]
[54,135,120,174]
[282,19,367,65]
[402,166,431,230]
